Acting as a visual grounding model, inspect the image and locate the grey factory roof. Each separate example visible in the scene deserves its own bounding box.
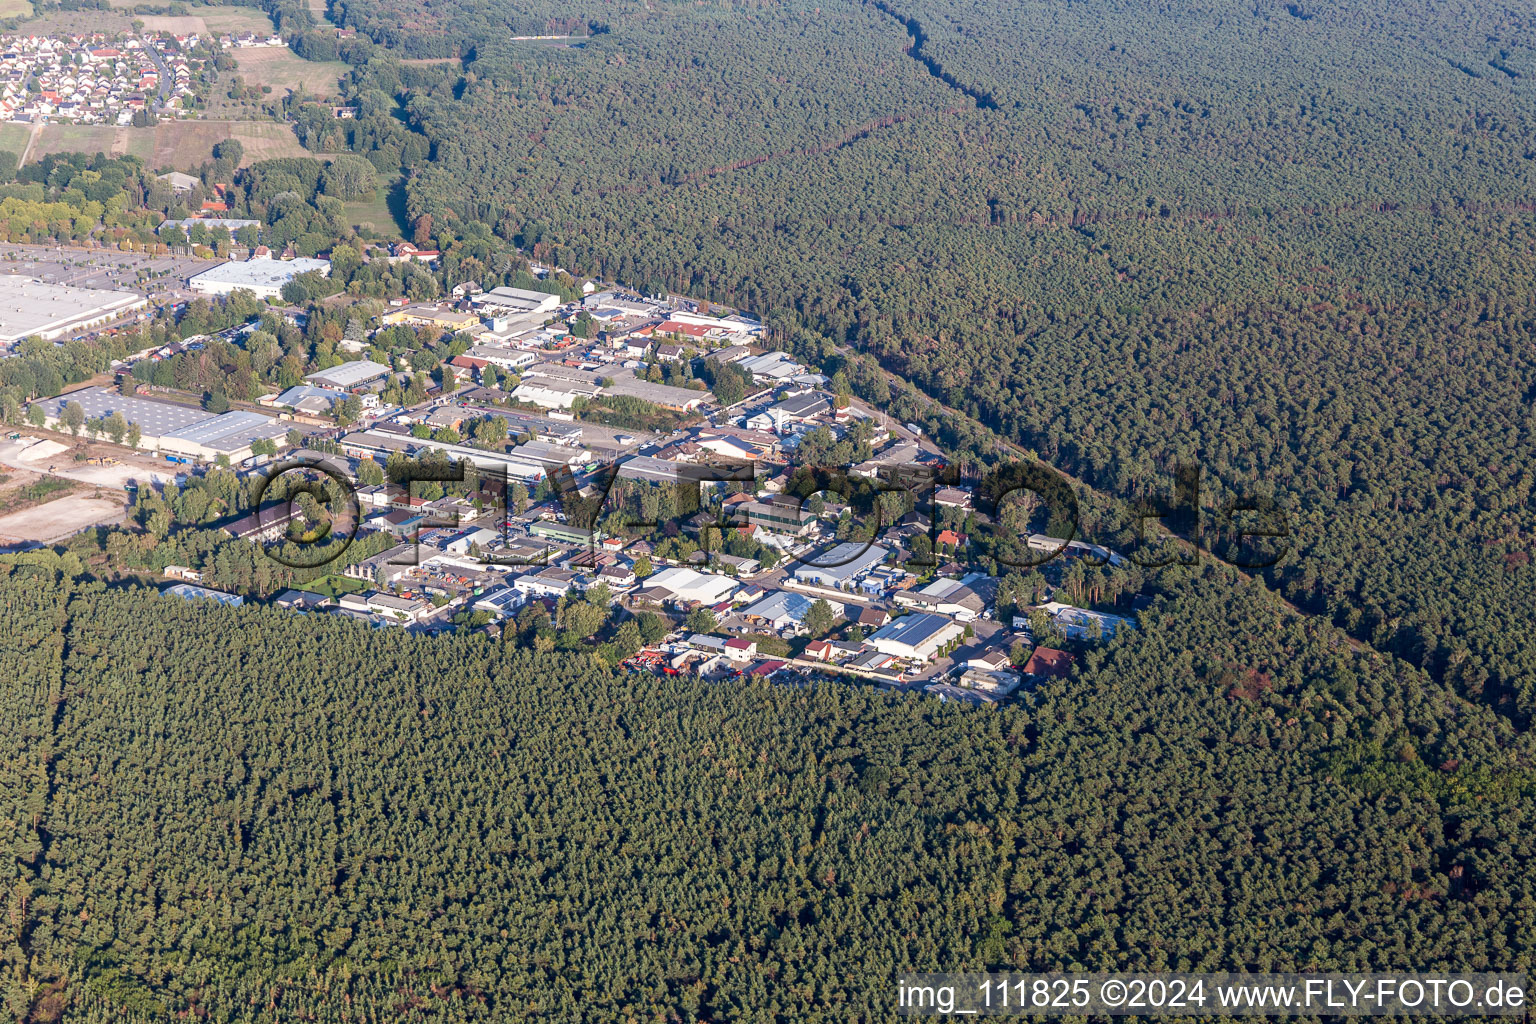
[276,384,345,410]
[616,454,684,484]
[305,359,391,389]
[37,387,214,436]
[867,612,958,651]
[603,371,709,409]
[165,218,262,232]
[163,410,289,452]
[793,542,890,586]
[740,589,837,625]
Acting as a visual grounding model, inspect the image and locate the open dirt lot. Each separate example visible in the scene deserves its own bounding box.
[0,435,180,493]
[0,493,128,544]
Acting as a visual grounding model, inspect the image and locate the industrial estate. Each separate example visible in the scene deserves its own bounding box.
[4,258,1139,704]
[1,2,1524,1021]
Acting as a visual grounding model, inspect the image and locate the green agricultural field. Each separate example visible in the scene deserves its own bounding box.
[137,6,275,36]
[12,8,131,33]
[0,0,34,19]
[17,120,333,170]
[150,119,317,168]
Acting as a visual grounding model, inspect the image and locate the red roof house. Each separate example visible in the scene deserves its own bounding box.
[1022,647,1075,679]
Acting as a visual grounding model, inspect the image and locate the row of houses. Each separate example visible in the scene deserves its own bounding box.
[0,34,164,123]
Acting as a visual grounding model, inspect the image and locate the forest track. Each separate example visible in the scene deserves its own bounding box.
[603,106,965,197]
[863,0,998,110]
[827,338,1347,635]
[592,0,999,197]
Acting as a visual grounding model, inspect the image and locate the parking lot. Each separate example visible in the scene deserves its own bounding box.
[0,242,217,296]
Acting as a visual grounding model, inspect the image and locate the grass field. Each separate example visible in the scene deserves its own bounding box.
[229,46,347,98]
[150,120,317,168]
[137,7,275,35]
[29,123,156,162]
[343,176,408,235]
[297,574,367,599]
[15,120,326,169]
[0,0,34,19]
[0,122,30,158]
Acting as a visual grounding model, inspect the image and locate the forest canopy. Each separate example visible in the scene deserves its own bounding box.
[302,0,1536,720]
[2,561,1533,1022]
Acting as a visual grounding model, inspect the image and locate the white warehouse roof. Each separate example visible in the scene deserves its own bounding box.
[645,567,740,606]
[34,386,214,438]
[0,276,148,343]
[189,258,329,296]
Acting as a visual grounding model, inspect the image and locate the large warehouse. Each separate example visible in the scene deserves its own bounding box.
[33,387,290,463]
[0,277,149,345]
[304,359,390,390]
[188,257,330,300]
[633,566,740,607]
[160,411,291,462]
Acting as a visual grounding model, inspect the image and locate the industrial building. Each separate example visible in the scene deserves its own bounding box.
[864,612,967,663]
[188,257,330,299]
[736,494,814,536]
[463,346,538,371]
[471,286,561,317]
[32,387,289,463]
[603,372,710,412]
[304,360,391,390]
[739,590,845,633]
[793,542,890,589]
[163,583,245,607]
[159,410,290,463]
[616,455,685,485]
[163,217,261,234]
[34,386,211,445]
[273,384,348,415]
[632,566,740,607]
[338,428,548,481]
[511,375,601,410]
[893,576,988,621]
[0,277,149,344]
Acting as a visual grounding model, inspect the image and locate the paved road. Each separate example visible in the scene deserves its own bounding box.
[136,32,174,109]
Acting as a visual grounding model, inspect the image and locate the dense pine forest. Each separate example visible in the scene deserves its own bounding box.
[300,0,1536,719]
[3,0,1535,1019]
[2,558,1534,1021]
